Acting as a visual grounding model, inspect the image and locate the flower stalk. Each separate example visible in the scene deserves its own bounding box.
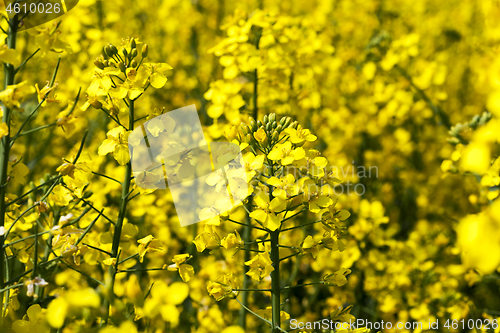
[103,99,134,324]
[0,14,18,323]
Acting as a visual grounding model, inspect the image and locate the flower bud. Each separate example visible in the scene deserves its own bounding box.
[257,120,263,128]
[263,115,268,124]
[109,44,118,55]
[130,38,137,49]
[103,60,109,67]
[240,124,250,135]
[276,124,283,132]
[142,44,149,58]
[122,48,128,57]
[279,116,286,126]
[118,62,127,72]
[250,120,257,132]
[272,131,279,142]
[269,113,276,123]
[266,122,272,131]
[109,104,119,116]
[272,121,277,129]
[283,117,292,128]
[94,60,104,70]
[246,133,253,144]
[103,46,110,59]
[131,48,138,58]
[131,59,138,67]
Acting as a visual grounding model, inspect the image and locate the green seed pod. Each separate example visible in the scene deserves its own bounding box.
[257,120,263,128]
[94,60,104,70]
[131,48,138,58]
[118,62,127,72]
[263,115,269,124]
[142,44,149,58]
[272,121,277,129]
[109,44,118,55]
[131,59,138,67]
[269,113,276,123]
[276,124,283,132]
[130,38,137,49]
[272,131,279,142]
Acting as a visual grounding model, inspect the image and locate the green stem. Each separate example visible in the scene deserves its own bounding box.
[0,14,17,323]
[270,230,281,332]
[103,99,134,324]
[238,202,252,329]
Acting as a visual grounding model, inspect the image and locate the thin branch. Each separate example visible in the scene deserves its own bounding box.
[15,48,40,74]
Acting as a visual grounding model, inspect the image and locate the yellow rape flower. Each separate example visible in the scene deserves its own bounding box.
[111,66,149,100]
[137,235,165,263]
[193,225,221,251]
[0,81,35,110]
[266,174,299,199]
[302,235,320,259]
[0,44,21,66]
[143,63,173,89]
[301,150,328,177]
[253,127,267,143]
[284,125,317,144]
[0,122,8,139]
[207,273,239,301]
[35,82,59,106]
[255,307,290,323]
[221,230,244,249]
[302,179,333,213]
[49,185,73,206]
[323,268,352,286]
[267,141,305,165]
[242,152,265,181]
[245,251,274,282]
[167,254,195,282]
[249,192,286,231]
[12,304,50,333]
[98,126,131,165]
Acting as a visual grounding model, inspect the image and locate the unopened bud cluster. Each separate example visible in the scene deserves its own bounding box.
[93,37,148,74]
[447,111,492,145]
[237,113,298,151]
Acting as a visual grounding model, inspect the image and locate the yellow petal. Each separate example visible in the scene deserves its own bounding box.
[114,144,131,165]
[178,264,194,282]
[47,297,68,328]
